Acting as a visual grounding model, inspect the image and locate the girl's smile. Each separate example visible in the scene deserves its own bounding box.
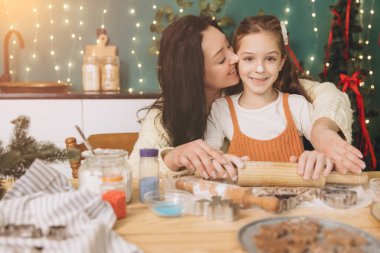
[236,32,285,108]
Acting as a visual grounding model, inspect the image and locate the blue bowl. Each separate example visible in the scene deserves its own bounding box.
[144,189,193,217]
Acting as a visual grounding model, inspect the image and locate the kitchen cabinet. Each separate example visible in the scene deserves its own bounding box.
[0,96,155,178]
[0,98,154,148]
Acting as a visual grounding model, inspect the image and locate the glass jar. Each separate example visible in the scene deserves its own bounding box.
[139,148,159,202]
[101,174,127,219]
[101,56,120,91]
[82,55,100,91]
[102,175,126,194]
[78,149,132,202]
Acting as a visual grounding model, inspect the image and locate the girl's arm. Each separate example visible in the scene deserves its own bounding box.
[300,79,365,174]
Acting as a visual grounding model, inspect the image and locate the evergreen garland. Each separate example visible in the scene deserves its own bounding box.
[0,115,67,180]
[149,0,234,55]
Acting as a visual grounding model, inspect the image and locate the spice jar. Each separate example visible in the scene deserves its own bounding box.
[101,172,127,219]
[101,56,120,91]
[78,149,132,202]
[139,148,159,202]
[82,55,100,91]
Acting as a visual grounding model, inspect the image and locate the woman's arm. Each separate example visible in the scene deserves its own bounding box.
[162,101,241,180]
[310,118,365,174]
[131,108,230,178]
[300,79,365,174]
[128,108,175,177]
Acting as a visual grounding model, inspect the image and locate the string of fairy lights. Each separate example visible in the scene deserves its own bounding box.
[283,0,319,76]
[359,0,376,124]
[0,0,377,97]
[128,5,145,94]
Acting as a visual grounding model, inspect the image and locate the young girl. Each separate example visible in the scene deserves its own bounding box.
[205,15,334,180]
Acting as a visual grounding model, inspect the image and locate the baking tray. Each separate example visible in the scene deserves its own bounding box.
[0,82,70,93]
[239,216,380,253]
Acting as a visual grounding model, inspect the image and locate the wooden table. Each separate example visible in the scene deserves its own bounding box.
[114,183,380,253]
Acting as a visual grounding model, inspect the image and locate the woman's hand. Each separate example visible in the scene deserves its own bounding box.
[291,150,334,180]
[310,118,365,174]
[163,139,229,179]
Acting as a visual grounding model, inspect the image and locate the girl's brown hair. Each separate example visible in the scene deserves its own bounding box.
[228,15,310,101]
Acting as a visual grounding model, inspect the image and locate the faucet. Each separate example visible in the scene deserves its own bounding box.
[0,30,25,82]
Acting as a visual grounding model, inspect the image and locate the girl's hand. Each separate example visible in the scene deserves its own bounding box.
[211,154,249,181]
[291,150,334,180]
[163,139,229,179]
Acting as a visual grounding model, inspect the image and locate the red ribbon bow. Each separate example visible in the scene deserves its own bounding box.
[344,0,352,60]
[339,72,377,169]
[323,9,343,78]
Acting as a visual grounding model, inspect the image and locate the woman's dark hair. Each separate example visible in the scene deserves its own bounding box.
[227,15,310,101]
[150,15,220,147]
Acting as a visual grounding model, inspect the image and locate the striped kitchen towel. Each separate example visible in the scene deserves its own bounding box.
[0,159,143,253]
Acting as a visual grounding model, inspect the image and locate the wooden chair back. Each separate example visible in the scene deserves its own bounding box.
[65,132,138,178]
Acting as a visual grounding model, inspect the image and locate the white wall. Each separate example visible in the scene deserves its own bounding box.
[0,99,154,147]
[0,98,155,177]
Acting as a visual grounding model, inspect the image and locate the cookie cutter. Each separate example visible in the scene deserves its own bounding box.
[194,196,239,222]
[0,224,67,241]
[0,224,43,238]
[320,187,357,209]
[47,225,67,240]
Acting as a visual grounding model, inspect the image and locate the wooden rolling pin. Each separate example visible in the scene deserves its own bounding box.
[175,179,280,212]
[238,161,369,187]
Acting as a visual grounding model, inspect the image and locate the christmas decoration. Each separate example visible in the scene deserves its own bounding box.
[0,116,67,180]
[320,0,378,169]
[149,0,234,55]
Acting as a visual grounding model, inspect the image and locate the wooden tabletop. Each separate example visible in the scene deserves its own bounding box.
[114,184,380,253]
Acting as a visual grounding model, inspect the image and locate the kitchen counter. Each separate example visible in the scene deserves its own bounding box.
[0,91,159,99]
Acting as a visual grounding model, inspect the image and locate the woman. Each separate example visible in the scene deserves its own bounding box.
[129,15,364,179]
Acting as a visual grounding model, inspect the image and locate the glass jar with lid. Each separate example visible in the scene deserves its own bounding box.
[100,56,120,91]
[78,149,132,202]
[82,55,100,91]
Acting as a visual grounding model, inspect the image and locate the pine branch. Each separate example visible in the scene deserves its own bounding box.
[1,115,68,179]
[0,151,22,175]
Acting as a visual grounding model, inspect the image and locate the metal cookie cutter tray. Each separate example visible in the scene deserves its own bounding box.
[252,187,321,212]
[194,196,239,222]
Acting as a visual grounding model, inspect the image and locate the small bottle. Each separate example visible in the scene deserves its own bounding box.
[101,56,120,91]
[82,55,100,91]
[139,148,159,202]
[101,173,127,219]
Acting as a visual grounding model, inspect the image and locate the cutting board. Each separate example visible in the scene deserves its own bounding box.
[85,34,117,57]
